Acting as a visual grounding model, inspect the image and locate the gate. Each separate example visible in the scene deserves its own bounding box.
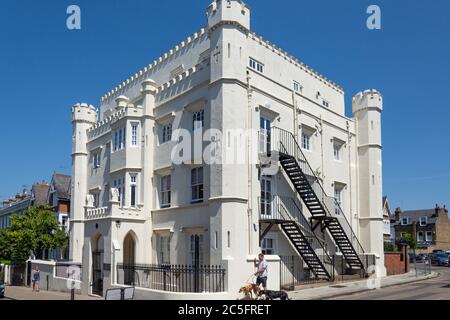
[26,261,32,286]
[92,250,104,296]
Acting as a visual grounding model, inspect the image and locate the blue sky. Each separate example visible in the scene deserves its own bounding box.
[0,0,449,211]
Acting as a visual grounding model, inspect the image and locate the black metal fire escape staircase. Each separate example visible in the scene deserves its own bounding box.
[270,128,366,271]
[260,197,333,281]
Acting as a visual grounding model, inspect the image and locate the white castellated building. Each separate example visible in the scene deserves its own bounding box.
[70,0,384,299]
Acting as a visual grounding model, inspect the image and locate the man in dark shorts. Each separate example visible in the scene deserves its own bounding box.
[32,266,40,292]
[254,253,268,290]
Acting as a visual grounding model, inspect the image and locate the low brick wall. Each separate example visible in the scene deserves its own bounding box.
[385,252,409,276]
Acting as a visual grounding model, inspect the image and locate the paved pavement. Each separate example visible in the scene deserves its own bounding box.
[290,268,439,300]
[2,286,102,300]
[328,266,450,300]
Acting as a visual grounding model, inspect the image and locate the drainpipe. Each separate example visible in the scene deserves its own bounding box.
[315,116,324,181]
[292,92,298,139]
[247,71,253,255]
[347,121,354,244]
[354,114,361,246]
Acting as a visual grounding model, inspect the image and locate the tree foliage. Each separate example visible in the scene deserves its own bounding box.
[400,233,416,250]
[384,242,396,252]
[0,206,68,264]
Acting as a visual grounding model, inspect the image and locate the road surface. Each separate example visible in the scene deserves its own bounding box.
[328,266,450,300]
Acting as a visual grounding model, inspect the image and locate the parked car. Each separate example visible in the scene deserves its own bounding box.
[408,253,417,263]
[0,280,5,298]
[430,253,450,266]
[417,254,429,262]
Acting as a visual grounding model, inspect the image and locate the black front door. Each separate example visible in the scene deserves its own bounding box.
[92,250,103,296]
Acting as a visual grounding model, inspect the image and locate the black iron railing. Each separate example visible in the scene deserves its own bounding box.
[116,264,226,293]
[280,255,335,290]
[259,195,335,280]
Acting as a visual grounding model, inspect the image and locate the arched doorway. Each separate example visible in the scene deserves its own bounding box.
[91,234,104,296]
[123,232,136,285]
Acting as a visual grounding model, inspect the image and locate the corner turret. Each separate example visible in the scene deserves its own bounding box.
[352,89,385,276]
[207,0,251,32]
[69,102,98,262]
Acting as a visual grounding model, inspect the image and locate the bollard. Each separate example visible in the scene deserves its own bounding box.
[71,281,75,300]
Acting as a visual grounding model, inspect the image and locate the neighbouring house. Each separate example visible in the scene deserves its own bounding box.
[47,173,71,233]
[0,176,71,261]
[393,205,450,253]
[66,0,384,299]
[383,196,393,242]
[0,182,49,230]
[390,209,398,244]
[45,173,71,261]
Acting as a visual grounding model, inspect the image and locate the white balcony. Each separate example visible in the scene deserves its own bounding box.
[85,207,110,220]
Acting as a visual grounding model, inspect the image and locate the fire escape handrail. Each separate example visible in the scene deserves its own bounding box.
[272,126,365,255]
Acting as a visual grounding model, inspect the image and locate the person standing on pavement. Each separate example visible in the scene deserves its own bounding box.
[32,266,40,292]
[254,253,268,290]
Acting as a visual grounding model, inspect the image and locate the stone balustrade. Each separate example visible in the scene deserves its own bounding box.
[85,207,110,220]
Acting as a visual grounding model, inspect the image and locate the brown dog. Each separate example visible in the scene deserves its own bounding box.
[239,284,260,300]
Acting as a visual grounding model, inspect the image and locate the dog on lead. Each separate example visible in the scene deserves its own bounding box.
[258,290,291,300]
[239,284,260,300]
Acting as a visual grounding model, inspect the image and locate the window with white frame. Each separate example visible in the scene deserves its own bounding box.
[93,151,101,169]
[419,216,427,226]
[301,131,312,151]
[113,128,126,152]
[113,131,118,151]
[130,174,137,208]
[113,178,125,207]
[293,81,302,93]
[191,167,204,203]
[249,57,264,73]
[158,235,171,265]
[260,117,272,154]
[401,217,409,225]
[193,110,204,131]
[131,123,139,146]
[161,123,172,144]
[61,215,68,232]
[92,192,100,208]
[262,238,275,255]
[160,175,171,208]
[189,234,204,266]
[333,140,343,161]
[119,128,125,149]
[417,231,424,242]
[334,185,344,214]
[426,231,433,242]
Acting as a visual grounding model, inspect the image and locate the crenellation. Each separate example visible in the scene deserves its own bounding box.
[100,27,207,103]
[249,31,343,94]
